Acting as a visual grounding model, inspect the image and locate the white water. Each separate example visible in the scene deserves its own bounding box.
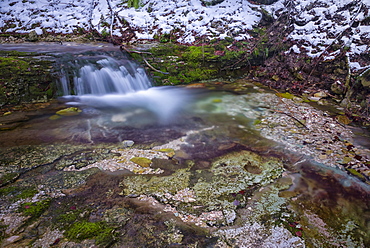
[60,56,193,123]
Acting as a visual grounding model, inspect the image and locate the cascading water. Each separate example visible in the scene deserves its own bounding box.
[58,54,193,123]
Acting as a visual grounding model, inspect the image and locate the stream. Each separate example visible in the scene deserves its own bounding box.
[0,42,369,247]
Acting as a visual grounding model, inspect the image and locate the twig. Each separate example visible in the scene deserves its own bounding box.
[273,109,309,130]
[270,87,309,129]
[120,45,152,55]
[141,56,169,74]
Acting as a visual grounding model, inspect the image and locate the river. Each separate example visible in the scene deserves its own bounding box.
[0,42,369,247]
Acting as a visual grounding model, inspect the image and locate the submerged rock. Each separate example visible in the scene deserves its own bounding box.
[130,157,152,167]
[55,107,82,116]
[122,140,135,147]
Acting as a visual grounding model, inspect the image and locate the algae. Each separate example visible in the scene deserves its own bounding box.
[121,168,191,196]
[192,150,284,212]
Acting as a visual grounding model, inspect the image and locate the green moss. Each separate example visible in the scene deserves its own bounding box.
[253,119,262,125]
[0,186,17,197]
[0,57,30,74]
[155,148,175,153]
[140,41,253,85]
[56,210,83,224]
[65,221,115,244]
[182,46,210,61]
[55,107,82,116]
[65,221,101,240]
[0,186,37,200]
[14,188,38,200]
[20,199,51,220]
[0,172,19,186]
[127,0,141,9]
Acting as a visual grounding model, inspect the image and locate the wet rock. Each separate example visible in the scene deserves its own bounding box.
[0,112,29,124]
[121,148,284,229]
[122,140,134,147]
[0,144,85,170]
[214,223,304,247]
[313,91,327,98]
[253,92,370,185]
[54,148,116,170]
[31,228,63,248]
[27,30,39,42]
[4,235,22,245]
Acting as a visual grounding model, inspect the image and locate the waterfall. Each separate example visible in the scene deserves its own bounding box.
[59,56,152,96]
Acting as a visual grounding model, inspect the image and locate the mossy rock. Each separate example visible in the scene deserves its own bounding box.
[13,187,38,200]
[144,42,247,85]
[0,51,57,106]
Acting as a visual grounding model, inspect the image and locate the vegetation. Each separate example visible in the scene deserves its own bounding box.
[126,0,141,9]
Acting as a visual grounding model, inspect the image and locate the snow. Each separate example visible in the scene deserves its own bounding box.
[0,0,368,72]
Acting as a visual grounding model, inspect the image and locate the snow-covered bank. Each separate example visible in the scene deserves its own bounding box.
[279,0,370,72]
[0,0,369,72]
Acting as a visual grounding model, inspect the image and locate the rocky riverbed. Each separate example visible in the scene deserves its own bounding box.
[0,80,369,247]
